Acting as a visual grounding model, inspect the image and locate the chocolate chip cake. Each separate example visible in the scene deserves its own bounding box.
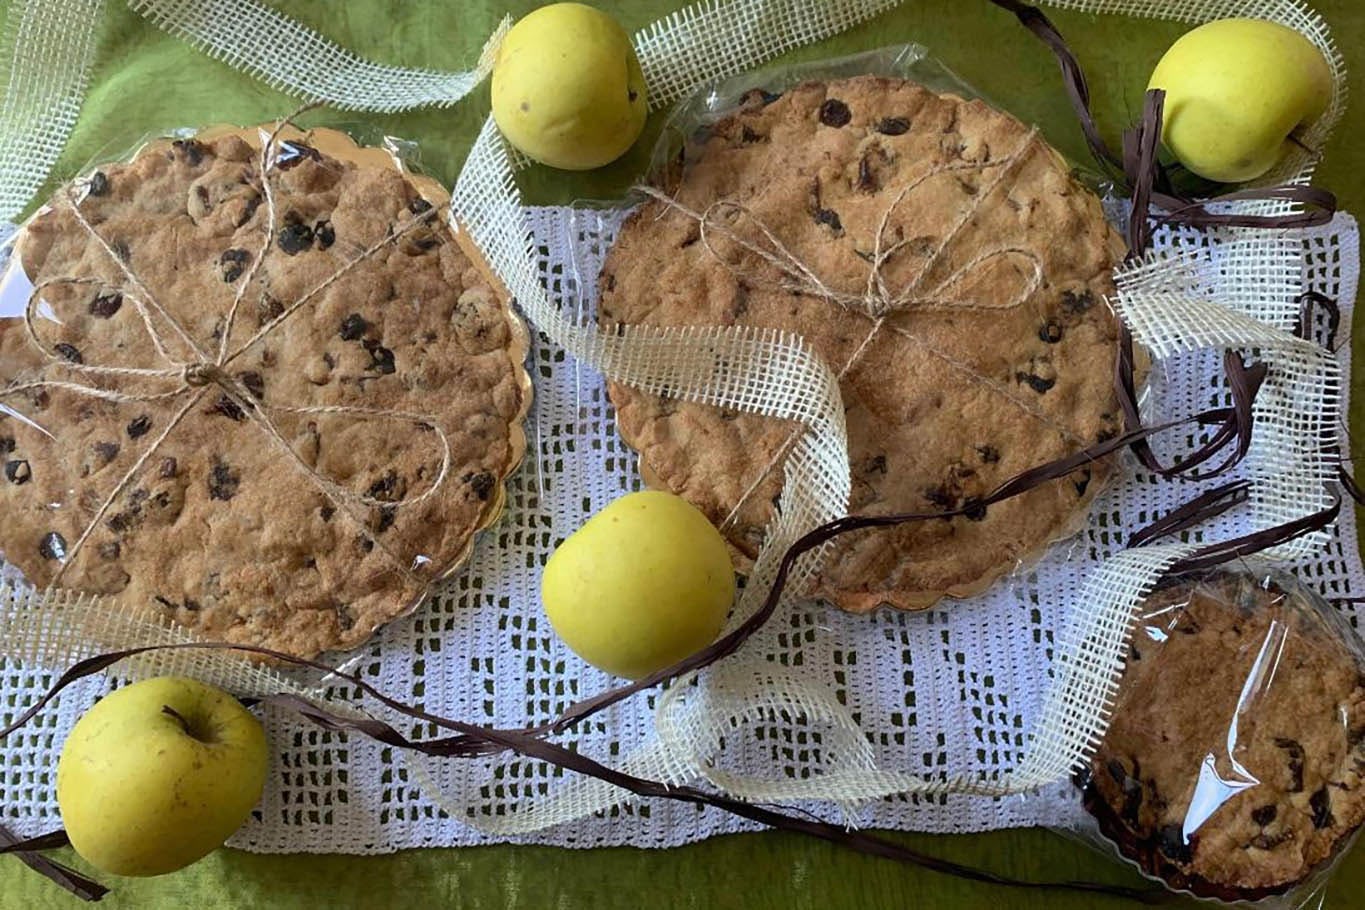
[599,76,1126,611]
[0,128,530,658]
[1082,571,1365,900]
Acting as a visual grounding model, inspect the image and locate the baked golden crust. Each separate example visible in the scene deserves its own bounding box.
[0,129,530,658]
[599,76,1125,611]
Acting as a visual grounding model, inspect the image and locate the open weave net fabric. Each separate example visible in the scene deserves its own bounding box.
[0,0,1360,854]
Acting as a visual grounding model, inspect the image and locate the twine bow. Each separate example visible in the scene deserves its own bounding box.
[0,120,455,585]
[636,127,1089,529]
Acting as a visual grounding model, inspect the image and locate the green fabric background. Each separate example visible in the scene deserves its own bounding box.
[3,1,1364,907]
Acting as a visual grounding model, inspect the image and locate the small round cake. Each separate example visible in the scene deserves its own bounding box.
[0,128,530,658]
[599,76,1126,611]
[1082,570,1365,900]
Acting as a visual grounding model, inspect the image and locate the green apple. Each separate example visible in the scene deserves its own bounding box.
[1148,18,1332,183]
[542,491,734,679]
[491,3,648,170]
[56,676,268,877]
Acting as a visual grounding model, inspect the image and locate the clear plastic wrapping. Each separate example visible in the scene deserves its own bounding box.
[1071,564,1365,906]
[0,122,531,660]
[571,44,1138,611]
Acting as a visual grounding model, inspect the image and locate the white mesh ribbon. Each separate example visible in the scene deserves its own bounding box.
[0,0,105,222]
[414,0,1354,829]
[0,0,1359,853]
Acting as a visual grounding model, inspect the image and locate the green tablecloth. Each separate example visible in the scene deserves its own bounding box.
[4,2,1364,907]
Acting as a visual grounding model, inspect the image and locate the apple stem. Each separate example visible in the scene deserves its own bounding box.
[160,704,190,733]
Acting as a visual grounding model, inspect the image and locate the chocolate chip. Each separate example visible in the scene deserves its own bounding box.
[88,171,109,196]
[106,512,133,534]
[1158,824,1192,864]
[154,595,176,610]
[740,125,763,143]
[339,313,369,341]
[1015,372,1055,394]
[208,458,240,501]
[814,208,843,233]
[466,471,495,501]
[256,294,284,323]
[867,454,887,474]
[207,395,246,421]
[1310,787,1335,829]
[962,498,987,521]
[408,233,439,253]
[356,535,375,554]
[376,506,397,533]
[739,88,782,107]
[363,338,396,374]
[314,219,335,250]
[53,343,82,364]
[235,194,263,228]
[1106,759,1127,784]
[4,459,31,485]
[1039,321,1064,343]
[126,415,152,438]
[335,603,356,630]
[275,140,321,169]
[1251,805,1277,826]
[367,471,400,502]
[818,98,851,127]
[1251,830,1293,850]
[89,293,123,319]
[38,531,67,561]
[923,485,955,510]
[0,437,13,455]
[1061,288,1096,313]
[93,441,119,464]
[278,221,314,255]
[1120,776,1143,826]
[1275,737,1305,792]
[238,371,265,400]
[172,139,205,166]
[98,541,120,560]
[320,505,335,522]
[220,248,250,283]
[857,153,880,193]
[1073,469,1091,497]
[408,197,434,215]
[158,457,178,479]
[875,117,910,136]
[977,445,1000,463]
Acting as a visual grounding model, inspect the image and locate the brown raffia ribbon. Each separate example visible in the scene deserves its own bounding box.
[0,409,1289,907]
[0,825,105,901]
[1,2,1352,902]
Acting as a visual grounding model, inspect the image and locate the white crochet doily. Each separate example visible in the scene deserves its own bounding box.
[0,209,1358,853]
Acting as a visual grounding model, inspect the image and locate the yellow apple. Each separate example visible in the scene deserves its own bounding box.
[56,676,268,877]
[1148,18,1332,183]
[542,491,734,679]
[491,3,648,170]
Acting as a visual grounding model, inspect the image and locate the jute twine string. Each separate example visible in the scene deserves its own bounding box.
[636,128,1090,530]
[0,119,459,586]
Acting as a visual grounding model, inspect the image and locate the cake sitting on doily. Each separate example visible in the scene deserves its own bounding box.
[598,75,1126,611]
[0,128,530,658]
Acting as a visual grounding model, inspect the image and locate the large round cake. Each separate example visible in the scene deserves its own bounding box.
[599,76,1126,611]
[0,129,530,657]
